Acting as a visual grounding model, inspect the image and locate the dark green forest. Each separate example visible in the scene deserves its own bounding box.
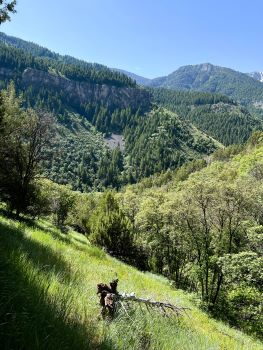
[0,37,228,190]
[151,88,263,145]
[1,36,261,191]
[0,38,136,87]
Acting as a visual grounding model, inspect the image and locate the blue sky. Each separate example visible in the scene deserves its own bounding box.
[1,0,263,78]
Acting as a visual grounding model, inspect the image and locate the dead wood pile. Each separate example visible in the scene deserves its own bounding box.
[97,279,190,319]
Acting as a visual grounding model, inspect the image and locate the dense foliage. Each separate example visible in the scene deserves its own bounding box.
[42,106,218,190]
[0,84,54,216]
[0,1,16,24]
[1,17,263,350]
[1,133,262,340]
[0,40,136,87]
[1,215,262,350]
[151,88,263,145]
[0,85,219,191]
[58,135,263,339]
[124,107,217,179]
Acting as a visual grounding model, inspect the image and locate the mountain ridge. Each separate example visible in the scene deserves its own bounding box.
[146,63,263,107]
[0,32,262,190]
[2,30,263,108]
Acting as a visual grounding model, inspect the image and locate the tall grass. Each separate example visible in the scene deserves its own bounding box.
[0,214,262,349]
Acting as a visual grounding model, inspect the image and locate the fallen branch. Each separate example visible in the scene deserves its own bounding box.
[119,292,190,316]
[97,279,190,319]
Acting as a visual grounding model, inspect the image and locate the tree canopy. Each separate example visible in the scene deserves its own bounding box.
[0,1,16,24]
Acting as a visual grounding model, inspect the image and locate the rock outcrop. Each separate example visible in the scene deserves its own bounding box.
[21,68,151,111]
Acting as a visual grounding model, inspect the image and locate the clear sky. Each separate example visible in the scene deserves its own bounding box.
[1,0,263,78]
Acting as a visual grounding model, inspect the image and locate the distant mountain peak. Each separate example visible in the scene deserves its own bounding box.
[200,63,213,71]
[111,68,151,86]
[247,71,263,83]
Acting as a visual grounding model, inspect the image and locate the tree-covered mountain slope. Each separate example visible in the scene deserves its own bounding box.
[0,36,223,190]
[39,107,221,190]
[3,30,262,108]
[41,112,109,192]
[0,83,219,192]
[0,213,262,350]
[0,32,262,191]
[151,88,263,145]
[0,40,150,116]
[147,63,263,106]
[0,31,137,87]
[124,107,220,179]
[118,62,263,112]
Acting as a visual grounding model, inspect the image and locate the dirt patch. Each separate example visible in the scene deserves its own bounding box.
[104,134,125,151]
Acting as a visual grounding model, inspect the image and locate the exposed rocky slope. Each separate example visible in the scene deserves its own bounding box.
[0,66,150,112]
[21,68,150,111]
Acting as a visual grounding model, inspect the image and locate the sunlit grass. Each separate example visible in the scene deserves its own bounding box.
[0,214,262,349]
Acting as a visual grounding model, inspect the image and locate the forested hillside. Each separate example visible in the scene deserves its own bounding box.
[1,212,262,349]
[0,32,262,191]
[0,84,219,191]
[0,32,137,87]
[147,63,263,107]
[0,41,150,116]
[124,107,218,179]
[63,133,263,340]
[151,88,263,145]
[0,34,224,190]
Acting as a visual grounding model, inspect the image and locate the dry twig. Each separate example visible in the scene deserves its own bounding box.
[97,279,190,319]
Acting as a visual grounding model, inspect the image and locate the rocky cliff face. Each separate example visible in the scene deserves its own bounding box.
[21,68,150,111]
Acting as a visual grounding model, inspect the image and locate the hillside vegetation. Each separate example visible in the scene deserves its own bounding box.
[151,89,263,145]
[63,134,263,340]
[0,32,136,87]
[1,33,263,191]
[0,83,219,191]
[147,63,263,106]
[41,112,109,192]
[1,10,263,350]
[0,213,262,350]
[0,82,263,348]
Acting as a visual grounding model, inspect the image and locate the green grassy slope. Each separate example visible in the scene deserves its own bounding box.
[0,214,262,349]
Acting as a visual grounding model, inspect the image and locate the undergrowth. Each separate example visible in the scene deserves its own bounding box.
[0,214,262,349]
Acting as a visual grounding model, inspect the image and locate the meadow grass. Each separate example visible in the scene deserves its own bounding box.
[0,214,262,350]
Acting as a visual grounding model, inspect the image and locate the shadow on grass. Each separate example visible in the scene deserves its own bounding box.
[0,208,90,253]
[34,222,92,253]
[0,221,75,283]
[0,220,114,350]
